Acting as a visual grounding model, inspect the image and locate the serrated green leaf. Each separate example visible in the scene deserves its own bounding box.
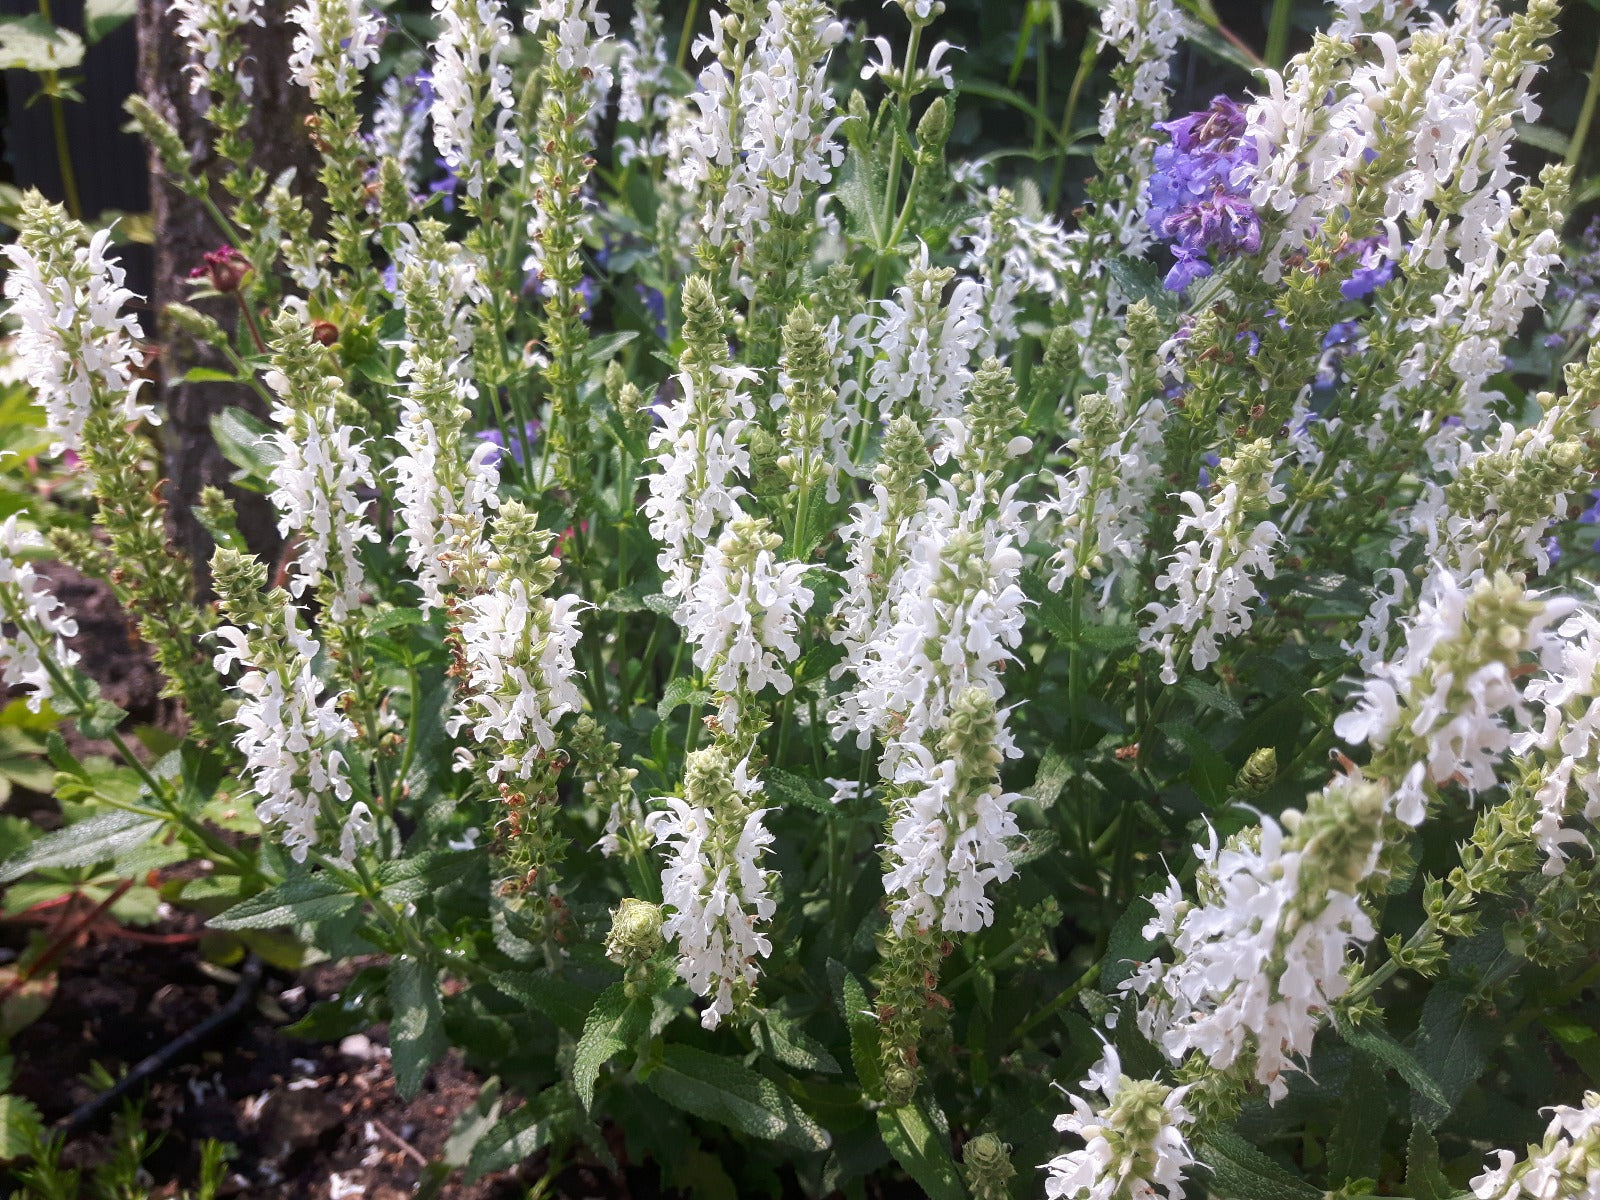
[764,767,836,815]
[574,983,649,1109]
[585,330,639,366]
[877,1101,964,1200]
[641,593,677,616]
[490,969,600,1036]
[1200,1128,1320,1200]
[1027,748,1071,808]
[645,1044,831,1151]
[1334,1012,1451,1115]
[376,849,478,903]
[0,1090,45,1160]
[1326,1051,1386,1184]
[1410,984,1486,1128]
[77,697,127,739]
[1403,1124,1454,1200]
[444,1079,503,1168]
[210,406,281,484]
[0,810,161,883]
[208,873,359,930]
[1178,677,1244,720]
[465,1099,556,1181]
[657,675,712,720]
[830,959,883,1096]
[755,1009,842,1075]
[390,956,447,1099]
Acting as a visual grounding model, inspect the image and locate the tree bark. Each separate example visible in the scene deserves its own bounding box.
[135,0,314,587]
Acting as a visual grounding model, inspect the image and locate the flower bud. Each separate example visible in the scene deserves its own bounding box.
[605,898,664,968]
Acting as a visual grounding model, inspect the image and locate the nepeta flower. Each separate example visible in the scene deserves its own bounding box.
[681,516,814,737]
[1043,1044,1195,1200]
[430,0,522,203]
[648,746,776,1029]
[0,516,79,712]
[4,216,156,458]
[1146,96,1260,290]
[1471,1092,1600,1200]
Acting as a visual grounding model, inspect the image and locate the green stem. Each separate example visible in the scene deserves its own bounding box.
[1567,33,1600,168]
[675,0,701,72]
[1264,0,1294,69]
[1009,961,1101,1040]
[1048,37,1100,213]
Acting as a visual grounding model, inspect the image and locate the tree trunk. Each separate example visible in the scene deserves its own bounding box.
[135,0,314,587]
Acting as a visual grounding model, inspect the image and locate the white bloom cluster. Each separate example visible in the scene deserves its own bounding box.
[1515,608,1600,873]
[430,0,523,202]
[212,614,364,864]
[644,283,759,603]
[1098,0,1183,118]
[676,0,845,259]
[288,0,385,100]
[4,224,156,458]
[264,375,379,622]
[1130,781,1381,1101]
[833,483,1027,756]
[1141,442,1284,685]
[370,74,431,192]
[681,517,814,736]
[881,690,1021,934]
[1334,569,1573,827]
[616,0,673,164]
[1043,1045,1195,1200]
[172,0,264,96]
[647,747,776,1029]
[1472,1092,1600,1200]
[1041,383,1168,602]
[453,581,585,783]
[0,516,79,712]
[868,248,985,426]
[958,188,1074,355]
[526,0,612,95]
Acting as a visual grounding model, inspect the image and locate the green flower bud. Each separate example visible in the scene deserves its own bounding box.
[961,1134,1015,1200]
[605,898,665,968]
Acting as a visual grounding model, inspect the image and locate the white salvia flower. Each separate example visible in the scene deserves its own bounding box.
[673,10,744,248]
[958,187,1073,355]
[171,0,264,96]
[1514,607,1600,873]
[681,515,814,737]
[833,482,1028,756]
[212,610,360,865]
[616,0,673,164]
[1040,383,1168,603]
[1344,567,1410,671]
[0,516,79,712]
[867,247,985,426]
[882,689,1021,935]
[391,221,487,364]
[1471,1092,1600,1200]
[430,0,523,203]
[1043,1044,1196,1200]
[859,35,959,92]
[647,746,776,1029]
[393,361,500,610]
[288,0,384,99]
[525,0,612,91]
[1098,0,1183,116]
[263,361,379,623]
[3,219,156,458]
[644,280,758,604]
[1141,440,1284,685]
[1130,776,1384,1102]
[1335,569,1574,827]
[370,73,431,191]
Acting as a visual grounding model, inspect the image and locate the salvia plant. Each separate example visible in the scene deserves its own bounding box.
[2,0,1599,1194]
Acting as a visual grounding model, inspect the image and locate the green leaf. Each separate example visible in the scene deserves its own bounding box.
[1326,1051,1387,1185]
[180,366,239,385]
[1409,984,1486,1128]
[1403,1124,1454,1200]
[585,330,639,366]
[573,983,649,1110]
[830,959,882,1096]
[465,1100,556,1182]
[876,1101,964,1200]
[645,1044,831,1151]
[491,969,600,1037]
[444,1079,503,1168]
[1178,677,1244,720]
[754,1009,842,1075]
[210,406,281,484]
[0,14,84,71]
[657,675,712,720]
[0,810,161,883]
[84,0,135,42]
[209,873,360,930]
[1027,748,1071,808]
[375,849,478,904]
[641,592,677,616]
[1199,1128,1321,1200]
[1333,1012,1451,1115]
[763,768,836,816]
[0,1090,45,1160]
[76,697,127,739]
[389,956,447,1099]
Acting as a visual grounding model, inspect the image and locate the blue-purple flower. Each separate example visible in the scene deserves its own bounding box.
[1146,96,1261,292]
